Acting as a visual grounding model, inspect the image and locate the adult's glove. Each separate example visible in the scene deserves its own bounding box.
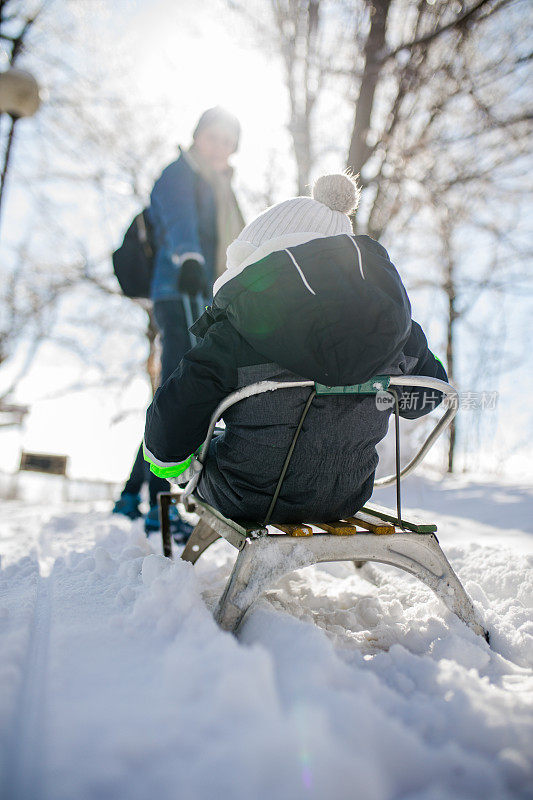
[177,259,207,296]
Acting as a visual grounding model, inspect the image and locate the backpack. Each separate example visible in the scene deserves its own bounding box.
[112,210,155,299]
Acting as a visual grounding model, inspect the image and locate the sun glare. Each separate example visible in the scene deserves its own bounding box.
[128,0,290,189]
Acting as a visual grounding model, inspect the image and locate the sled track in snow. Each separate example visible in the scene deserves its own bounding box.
[3,569,53,800]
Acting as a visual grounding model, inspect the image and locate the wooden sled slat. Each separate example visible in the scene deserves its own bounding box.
[273,523,314,537]
[315,521,357,535]
[345,512,395,535]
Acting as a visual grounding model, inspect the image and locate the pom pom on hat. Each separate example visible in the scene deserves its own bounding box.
[312,173,360,213]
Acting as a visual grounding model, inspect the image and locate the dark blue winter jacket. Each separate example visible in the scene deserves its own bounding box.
[144,234,448,523]
[147,148,217,302]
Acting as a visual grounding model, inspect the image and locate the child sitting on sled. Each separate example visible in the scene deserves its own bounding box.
[143,173,447,524]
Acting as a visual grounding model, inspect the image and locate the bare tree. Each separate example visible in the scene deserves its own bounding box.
[0,1,47,404]
[345,0,531,233]
[0,0,173,407]
[413,181,532,470]
[238,0,532,472]
[270,0,322,194]
[231,0,364,194]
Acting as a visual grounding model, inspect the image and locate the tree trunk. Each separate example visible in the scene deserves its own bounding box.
[290,110,312,196]
[0,116,17,220]
[277,0,320,196]
[346,0,392,180]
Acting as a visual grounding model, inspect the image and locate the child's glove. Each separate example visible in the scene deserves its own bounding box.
[178,259,206,296]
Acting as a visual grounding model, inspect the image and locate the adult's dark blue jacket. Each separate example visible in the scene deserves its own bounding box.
[144,234,448,522]
[147,147,217,302]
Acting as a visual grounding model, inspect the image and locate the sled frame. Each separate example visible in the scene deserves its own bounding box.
[159,493,487,641]
[158,375,488,641]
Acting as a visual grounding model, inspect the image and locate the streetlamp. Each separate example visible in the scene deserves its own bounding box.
[0,68,41,224]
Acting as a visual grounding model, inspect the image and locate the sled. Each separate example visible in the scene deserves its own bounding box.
[158,375,489,643]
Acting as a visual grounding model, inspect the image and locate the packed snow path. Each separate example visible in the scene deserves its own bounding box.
[0,476,532,800]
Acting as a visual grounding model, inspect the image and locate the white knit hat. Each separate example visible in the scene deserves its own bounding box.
[216,173,360,294]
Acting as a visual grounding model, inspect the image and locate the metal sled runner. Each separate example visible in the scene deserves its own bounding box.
[158,376,489,642]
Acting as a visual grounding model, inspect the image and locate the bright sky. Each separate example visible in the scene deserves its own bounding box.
[120,0,296,202]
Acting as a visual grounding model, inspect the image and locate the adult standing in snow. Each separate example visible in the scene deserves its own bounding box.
[113,107,245,539]
[143,173,448,523]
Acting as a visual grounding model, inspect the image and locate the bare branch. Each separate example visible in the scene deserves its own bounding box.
[382,0,511,63]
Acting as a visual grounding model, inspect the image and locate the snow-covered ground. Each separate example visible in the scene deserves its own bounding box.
[0,475,531,800]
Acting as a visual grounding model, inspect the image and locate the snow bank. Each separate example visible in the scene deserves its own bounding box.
[0,478,531,799]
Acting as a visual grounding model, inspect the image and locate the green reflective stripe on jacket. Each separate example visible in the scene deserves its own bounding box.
[143,444,195,479]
